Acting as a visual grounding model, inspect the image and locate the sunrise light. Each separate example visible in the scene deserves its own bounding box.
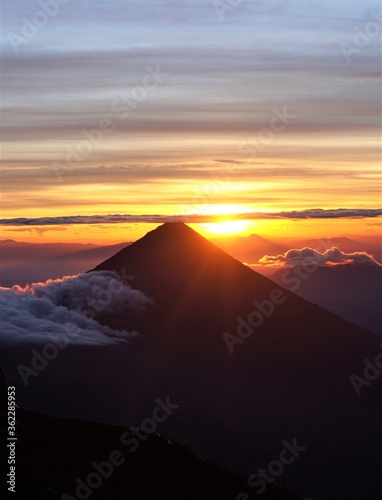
[198,220,254,236]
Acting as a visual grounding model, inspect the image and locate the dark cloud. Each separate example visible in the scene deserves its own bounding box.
[0,209,380,226]
[265,208,382,219]
[0,271,153,346]
[260,247,382,267]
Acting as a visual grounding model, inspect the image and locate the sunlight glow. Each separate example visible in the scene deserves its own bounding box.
[195,204,252,216]
[200,220,254,235]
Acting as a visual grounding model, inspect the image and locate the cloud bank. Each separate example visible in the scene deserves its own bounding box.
[0,271,153,346]
[260,247,382,268]
[0,208,381,226]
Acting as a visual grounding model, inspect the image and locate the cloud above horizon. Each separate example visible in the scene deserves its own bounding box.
[0,271,153,346]
[260,247,382,268]
[0,208,381,226]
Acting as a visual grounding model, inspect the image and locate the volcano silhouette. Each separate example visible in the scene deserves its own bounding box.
[92,222,377,364]
[90,223,382,499]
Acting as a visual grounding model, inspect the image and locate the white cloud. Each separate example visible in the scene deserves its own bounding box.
[0,271,153,346]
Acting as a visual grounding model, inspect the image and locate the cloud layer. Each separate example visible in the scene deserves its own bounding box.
[0,271,153,346]
[260,247,382,267]
[0,208,381,226]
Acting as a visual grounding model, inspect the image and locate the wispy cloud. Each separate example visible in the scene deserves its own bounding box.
[0,209,381,226]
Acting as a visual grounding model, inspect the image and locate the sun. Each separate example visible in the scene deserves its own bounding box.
[198,220,254,236]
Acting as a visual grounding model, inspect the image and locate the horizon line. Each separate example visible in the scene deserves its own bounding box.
[0,208,381,226]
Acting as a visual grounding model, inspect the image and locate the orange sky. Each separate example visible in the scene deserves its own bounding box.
[1,217,380,245]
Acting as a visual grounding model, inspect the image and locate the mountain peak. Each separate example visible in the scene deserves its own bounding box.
[150,221,192,236]
[160,222,188,228]
[90,221,279,341]
[89,222,379,405]
[126,222,211,252]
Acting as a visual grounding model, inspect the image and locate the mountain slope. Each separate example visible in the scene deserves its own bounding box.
[212,233,286,265]
[270,263,382,335]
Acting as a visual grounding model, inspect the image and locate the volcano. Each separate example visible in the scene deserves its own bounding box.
[91,223,382,499]
[3,223,381,500]
[92,222,378,365]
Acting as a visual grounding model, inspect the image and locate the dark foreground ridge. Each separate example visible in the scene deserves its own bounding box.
[0,407,303,500]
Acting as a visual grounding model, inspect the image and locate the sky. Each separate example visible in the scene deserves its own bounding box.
[0,0,381,242]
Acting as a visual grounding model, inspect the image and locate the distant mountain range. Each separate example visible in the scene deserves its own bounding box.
[2,223,381,500]
[0,240,131,287]
[211,234,287,267]
[270,262,382,335]
[212,234,382,271]
[2,232,380,286]
[213,233,382,334]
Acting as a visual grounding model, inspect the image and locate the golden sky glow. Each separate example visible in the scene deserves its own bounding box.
[1,217,380,245]
[199,220,255,236]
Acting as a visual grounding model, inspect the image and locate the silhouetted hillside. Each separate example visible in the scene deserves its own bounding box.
[0,407,303,500]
